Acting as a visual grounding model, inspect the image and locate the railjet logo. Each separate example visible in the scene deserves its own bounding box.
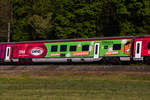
[30,47,44,56]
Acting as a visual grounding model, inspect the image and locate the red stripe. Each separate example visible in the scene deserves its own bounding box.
[15,37,133,44]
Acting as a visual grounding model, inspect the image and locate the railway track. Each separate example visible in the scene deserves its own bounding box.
[0,64,150,72]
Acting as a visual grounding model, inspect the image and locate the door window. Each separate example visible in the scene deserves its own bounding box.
[95,45,98,54]
[137,43,140,54]
[7,48,10,57]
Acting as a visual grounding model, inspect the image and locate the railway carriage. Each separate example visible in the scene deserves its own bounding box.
[10,36,133,64]
[1,35,150,64]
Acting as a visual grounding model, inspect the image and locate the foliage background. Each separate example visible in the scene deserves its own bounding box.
[0,0,150,42]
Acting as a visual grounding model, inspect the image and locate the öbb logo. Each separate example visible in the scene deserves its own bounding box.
[30,47,44,56]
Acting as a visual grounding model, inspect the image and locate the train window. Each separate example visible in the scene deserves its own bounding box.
[148,42,150,49]
[137,43,140,54]
[82,45,89,51]
[113,44,121,50]
[7,48,10,57]
[60,45,67,52]
[51,45,58,52]
[95,45,98,54]
[104,46,108,49]
[70,46,77,51]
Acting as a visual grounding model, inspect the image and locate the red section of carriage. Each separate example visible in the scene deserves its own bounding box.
[13,42,48,59]
[0,43,13,62]
[133,36,150,60]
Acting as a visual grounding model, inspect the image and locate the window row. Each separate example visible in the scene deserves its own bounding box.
[113,43,150,50]
[104,43,150,50]
[51,45,89,52]
[50,43,150,52]
[104,44,121,50]
[50,43,122,52]
[106,43,150,50]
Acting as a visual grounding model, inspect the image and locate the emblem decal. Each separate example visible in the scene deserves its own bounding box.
[30,47,44,56]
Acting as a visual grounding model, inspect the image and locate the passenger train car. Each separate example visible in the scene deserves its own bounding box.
[0,36,150,64]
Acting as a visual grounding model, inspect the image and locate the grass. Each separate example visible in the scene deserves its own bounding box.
[0,72,150,100]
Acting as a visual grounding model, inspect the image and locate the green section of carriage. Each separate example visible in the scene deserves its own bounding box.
[100,39,132,57]
[45,41,94,58]
[44,39,132,58]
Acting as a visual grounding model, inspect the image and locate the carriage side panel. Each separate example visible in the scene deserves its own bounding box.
[13,42,48,59]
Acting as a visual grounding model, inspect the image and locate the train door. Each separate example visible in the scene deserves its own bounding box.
[5,46,11,61]
[135,41,142,59]
[94,43,100,58]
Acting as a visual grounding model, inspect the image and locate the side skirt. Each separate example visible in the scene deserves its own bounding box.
[120,57,130,61]
[133,57,143,61]
[32,57,103,63]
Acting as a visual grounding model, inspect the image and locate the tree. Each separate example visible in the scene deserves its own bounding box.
[96,0,121,37]
[119,0,150,35]
[12,0,53,41]
[53,0,102,39]
[11,0,150,41]
[28,13,53,40]
[0,0,10,42]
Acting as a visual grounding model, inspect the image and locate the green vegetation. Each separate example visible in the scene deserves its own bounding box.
[0,73,150,100]
[0,0,10,42]
[0,0,150,42]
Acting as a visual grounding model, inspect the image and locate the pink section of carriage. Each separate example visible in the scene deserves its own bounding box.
[13,42,47,59]
[0,43,12,59]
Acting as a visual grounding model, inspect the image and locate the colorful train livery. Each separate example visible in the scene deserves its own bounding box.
[0,36,150,64]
